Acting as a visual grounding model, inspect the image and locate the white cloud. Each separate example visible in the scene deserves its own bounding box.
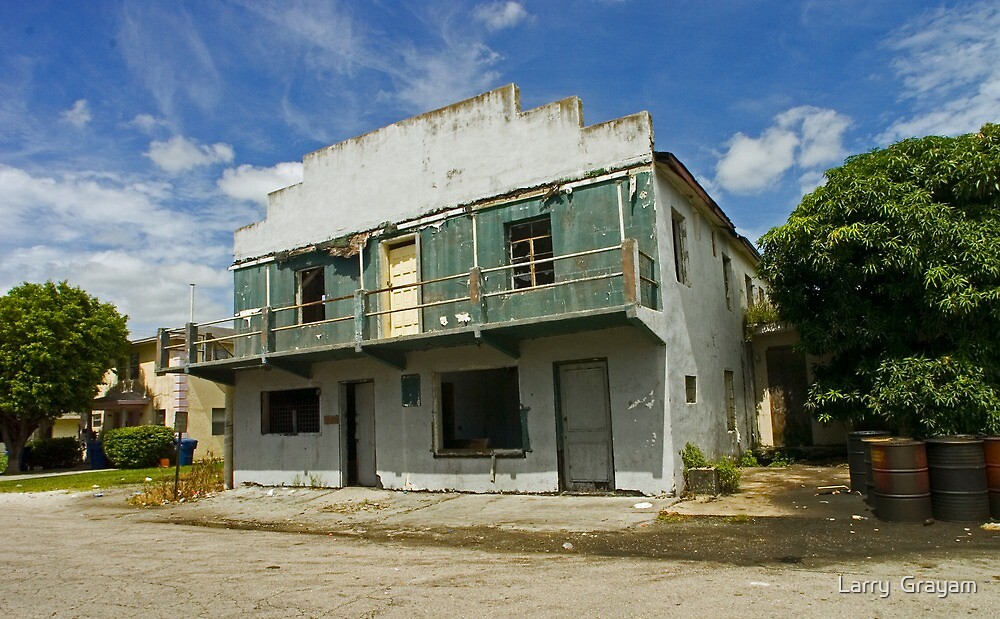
[473,2,532,31]
[395,39,501,112]
[217,162,304,205]
[0,164,244,336]
[715,106,850,194]
[146,136,235,173]
[880,2,1000,142]
[61,99,92,128]
[130,113,167,132]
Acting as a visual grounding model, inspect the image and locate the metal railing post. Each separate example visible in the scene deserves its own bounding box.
[469,266,486,325]
[622,238,640,305]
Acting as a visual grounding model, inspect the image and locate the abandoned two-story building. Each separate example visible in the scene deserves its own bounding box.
[157,85,763,495]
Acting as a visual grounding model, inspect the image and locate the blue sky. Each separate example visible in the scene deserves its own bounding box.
[1,1,997,337]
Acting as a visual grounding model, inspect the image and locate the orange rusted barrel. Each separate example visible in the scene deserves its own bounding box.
[862,436,894,510]
[870,438,932,522]
[926,435,990,522]
[984,436,1000,519]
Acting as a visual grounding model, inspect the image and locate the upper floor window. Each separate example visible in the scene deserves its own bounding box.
[722,254,733,310]
[297,267,325,324]
[212,408,226,435]
[508,217,554,289]
[671,210,689,285]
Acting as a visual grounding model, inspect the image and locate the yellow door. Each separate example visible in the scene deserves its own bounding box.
[387,241,420,337]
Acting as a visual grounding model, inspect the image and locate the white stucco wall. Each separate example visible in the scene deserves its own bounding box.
[232,328,670,495]
[653,165,760,486]
[234,84,654,261]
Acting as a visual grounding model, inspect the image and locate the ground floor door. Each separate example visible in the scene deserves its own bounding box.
[765,346,812,447]
[556,360,614,491]
[343,381,378,487]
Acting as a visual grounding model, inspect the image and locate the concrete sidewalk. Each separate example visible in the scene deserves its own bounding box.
[152,464,867,535]
[1,467,115,481]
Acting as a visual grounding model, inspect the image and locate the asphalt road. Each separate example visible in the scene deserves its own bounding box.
[2,490,997,618]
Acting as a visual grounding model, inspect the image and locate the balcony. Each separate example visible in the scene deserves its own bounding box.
[156,238,661,384]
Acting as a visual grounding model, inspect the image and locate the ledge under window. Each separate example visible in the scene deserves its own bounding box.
[433,448,526,459]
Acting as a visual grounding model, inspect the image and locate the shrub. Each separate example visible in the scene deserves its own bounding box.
[103,425,175,469]
[129,457,225,506]
[681,442,708,469]
[0,451,7,472]
[737,451,759,468]
[713,456,741,494]
[25,437,81,469]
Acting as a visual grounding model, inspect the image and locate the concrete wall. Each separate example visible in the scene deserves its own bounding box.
[232,327,671,494]
[652,165,761,486]
[234,85,654,261]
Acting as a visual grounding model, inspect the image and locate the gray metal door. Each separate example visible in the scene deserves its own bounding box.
[557,360,614,491]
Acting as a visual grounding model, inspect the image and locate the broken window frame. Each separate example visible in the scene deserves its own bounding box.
[296,266,326,324]
[261,388,321,435]
[432,367,526,457]
[671,210,689,285]
[722,254,733,311]
[507,216,555,290]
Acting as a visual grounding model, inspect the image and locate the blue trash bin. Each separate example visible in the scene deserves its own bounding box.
[87,441,109,469]
[179,438,198,466]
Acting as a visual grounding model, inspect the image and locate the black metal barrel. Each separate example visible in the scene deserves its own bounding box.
[847,430,890,494]
[925,435,991,522]
[984,436,1000,519]
[870,438,932,522]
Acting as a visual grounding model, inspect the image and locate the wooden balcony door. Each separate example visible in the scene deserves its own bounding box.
[385,238,420,337]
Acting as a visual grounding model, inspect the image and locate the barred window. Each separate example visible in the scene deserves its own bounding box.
[262,389,320,434]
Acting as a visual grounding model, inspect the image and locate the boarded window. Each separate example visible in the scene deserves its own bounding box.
[508,217,554,289]
[212,408,226,435]
[297,267,325,324]
[685,375,697,403]
[438,368,522,452]
[401,374,421,407]
[671,211,689,284]
[262,388,321,434]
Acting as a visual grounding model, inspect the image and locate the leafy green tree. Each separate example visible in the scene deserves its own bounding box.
[0,281,129,474]
[759,124,1000,436]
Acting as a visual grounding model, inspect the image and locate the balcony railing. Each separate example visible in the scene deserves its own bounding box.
[157,238,656,373]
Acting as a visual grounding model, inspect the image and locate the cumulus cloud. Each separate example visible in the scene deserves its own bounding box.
[146,135,234,173]
[0,164,244,335]
[880,2,1000,141]
[473,2,532,31]
[715,106,850,194]
[61,99,92,128]
[217,162,304,205]
[130,113,167,132]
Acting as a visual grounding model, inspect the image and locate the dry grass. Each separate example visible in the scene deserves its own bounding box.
[320,499,388,514]
[129,458,225,507]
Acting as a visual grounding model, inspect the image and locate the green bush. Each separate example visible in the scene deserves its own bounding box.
[713,457,741,494]
[681,442,708,469]
[103,425,175,469]
[0,451,7,472]
[737,451,759,467]
[26,437,81,469]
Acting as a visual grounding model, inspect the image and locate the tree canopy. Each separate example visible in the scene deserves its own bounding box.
[759,124,1000,436]
[0,281,129,474]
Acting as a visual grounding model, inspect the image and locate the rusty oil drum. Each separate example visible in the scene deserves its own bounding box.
[870,438,932,522]
[847,430,890,494]
[925,435,990,522]
[985,436,1000,519]
[862,437,895,510]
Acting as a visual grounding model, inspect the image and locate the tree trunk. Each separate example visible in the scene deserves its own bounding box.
[1,419,38,475]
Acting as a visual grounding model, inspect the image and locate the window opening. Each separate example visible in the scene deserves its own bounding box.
[438,367,522,452]
[297,267,325,324]
[725,370,736,432]
[154,409,166,426]
[508,217,554,289]
[685,375,697,403]
[262,388,320,434]
[212,408,226,435]
[671,211,689,284]
[722,254,733,310]
[745,274,754,308]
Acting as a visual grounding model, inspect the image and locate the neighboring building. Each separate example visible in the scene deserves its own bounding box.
[157,85,764,495]
[91,330,233,461]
